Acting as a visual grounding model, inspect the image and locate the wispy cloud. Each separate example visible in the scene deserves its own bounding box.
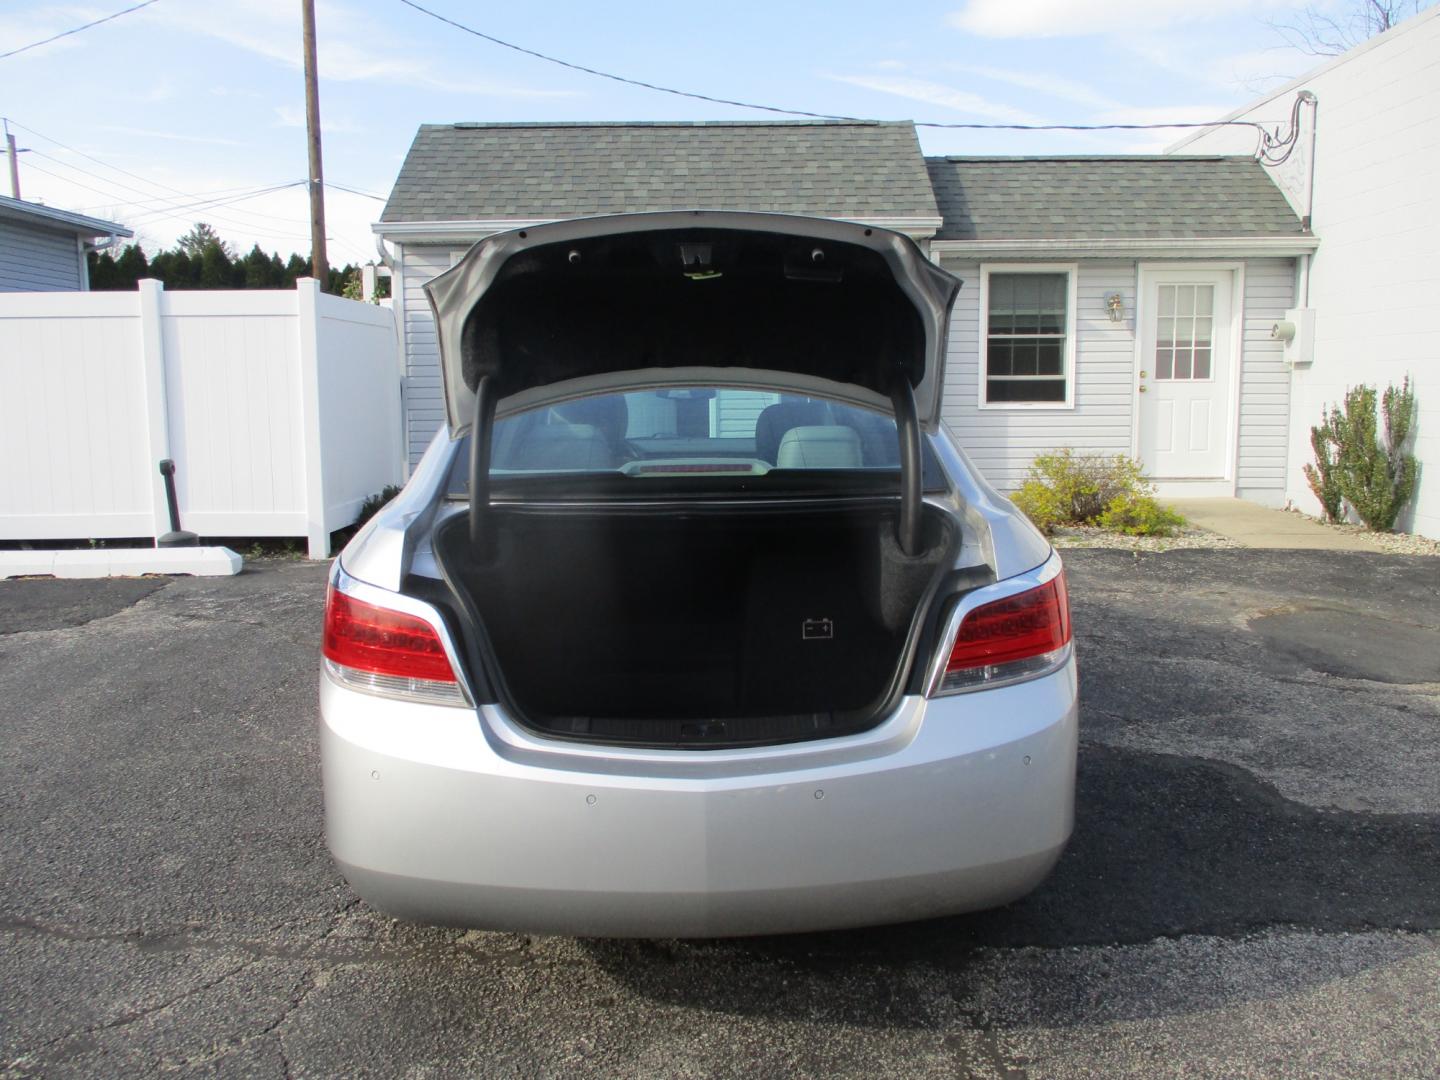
[951,65,1122,111]
[272,104,362,133]
[947,0,1302,38]
[103,125,245,147]
[827,74,1043,124]
[157,0,577,98]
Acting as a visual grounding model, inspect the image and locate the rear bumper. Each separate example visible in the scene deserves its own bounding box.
[321,661,1078,937]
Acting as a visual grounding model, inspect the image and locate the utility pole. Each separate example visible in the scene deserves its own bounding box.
[301,0,329,291]
[5,128,21,199]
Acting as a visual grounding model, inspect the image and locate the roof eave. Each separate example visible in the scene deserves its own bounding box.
[930,235,1319,259]
[376,213,943,245]
[0,196,132,238]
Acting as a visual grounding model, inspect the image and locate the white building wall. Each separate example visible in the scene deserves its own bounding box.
[0,218,84,291]
[937,258,1295,500]
[395,243,465,467]
[1171,7,1440,536]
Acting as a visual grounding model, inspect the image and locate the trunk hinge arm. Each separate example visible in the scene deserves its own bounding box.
[890,371,922,557]
[468,375,497,560]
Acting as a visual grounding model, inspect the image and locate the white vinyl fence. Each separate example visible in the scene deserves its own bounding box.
[0,278,403,558]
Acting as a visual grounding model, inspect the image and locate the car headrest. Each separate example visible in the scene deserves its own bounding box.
[775,425,863,469]
[554,396,628,448]
[755,401,827,462]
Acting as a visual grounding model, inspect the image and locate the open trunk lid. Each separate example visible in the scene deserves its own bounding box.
[425,211,961,435]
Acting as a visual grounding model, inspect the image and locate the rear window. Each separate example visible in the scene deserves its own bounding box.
[446,388,941,493]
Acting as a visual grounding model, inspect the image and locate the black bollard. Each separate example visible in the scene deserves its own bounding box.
[156,459,199,548]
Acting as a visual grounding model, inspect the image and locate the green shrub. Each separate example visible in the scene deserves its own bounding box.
[1302,408,1344,523]
[1010,449,1184,537]
[1305,378,1418,532]
[354,484,402,529]
[1097,491,1187,536]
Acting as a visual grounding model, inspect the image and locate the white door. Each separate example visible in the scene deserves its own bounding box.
[1137,269,1234,479]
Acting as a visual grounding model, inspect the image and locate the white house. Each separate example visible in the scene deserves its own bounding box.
[1171,5,1440,538]
[376,120,1317,510]
[0,195,130,292]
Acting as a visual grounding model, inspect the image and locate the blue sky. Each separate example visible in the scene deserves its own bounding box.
[0,0,1376,264]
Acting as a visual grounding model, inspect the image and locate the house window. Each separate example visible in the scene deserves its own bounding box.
[982,269,1074,406]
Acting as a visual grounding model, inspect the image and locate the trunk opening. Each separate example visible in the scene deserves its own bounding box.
[433,500,956,748]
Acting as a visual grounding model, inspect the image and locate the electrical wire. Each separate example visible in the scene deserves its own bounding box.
[392,0,1293,158]
[21,159,313,242]
[9,119,316,229]
[0,0,161,61]
[323,181,386,200]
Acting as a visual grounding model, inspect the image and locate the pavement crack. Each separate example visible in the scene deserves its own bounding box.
[5,956,260,1070]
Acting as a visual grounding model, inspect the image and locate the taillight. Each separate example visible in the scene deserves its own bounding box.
[322,585,468,706]
[932,572,1072,695]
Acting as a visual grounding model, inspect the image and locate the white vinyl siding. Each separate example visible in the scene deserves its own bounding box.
[938,256,1294,496]
[1236,258,1297,503]
[397,243,461,466]
[0,218,85,292]
[942,259,1135,491]
[712,390,780,437]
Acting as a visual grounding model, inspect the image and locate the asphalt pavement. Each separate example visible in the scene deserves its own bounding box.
[1,549,1437,1078]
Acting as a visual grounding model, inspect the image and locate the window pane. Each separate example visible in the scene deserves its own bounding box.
[1193,347,1212,379]
[1177,286,1195,317]
[986,273,1069,405]
[1157,317,1175,349]
[988,275,1014,333]
[1037,339,1063,375]
[987,378,1066,403]
[1155,349,1174,380]
[1194,315,1213,346]
[1158,286,1175,316]
[1195,285,1214,316]
[1174,348,1193,380]
[987,339,1014,376]
[1013,340,1039,376]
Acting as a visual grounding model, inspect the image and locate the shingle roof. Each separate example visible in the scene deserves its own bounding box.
[925,156,1307,241]
[381,121,940,223]
[0,195,131,237]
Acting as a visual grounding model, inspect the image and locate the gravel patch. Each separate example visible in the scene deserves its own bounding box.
[1050,525,1242,552]
[1281,510,1440,556]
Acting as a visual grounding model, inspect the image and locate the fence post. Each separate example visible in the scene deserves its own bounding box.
[296,277,330,559]
[137,279,173,545]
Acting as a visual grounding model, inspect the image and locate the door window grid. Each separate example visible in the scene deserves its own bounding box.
[1155,284,1214,381]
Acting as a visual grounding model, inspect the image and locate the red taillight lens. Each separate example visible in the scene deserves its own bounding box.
[935,572,1071,693]
[322,586,457,683]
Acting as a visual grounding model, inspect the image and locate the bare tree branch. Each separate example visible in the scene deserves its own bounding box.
[1269,0,1435,56]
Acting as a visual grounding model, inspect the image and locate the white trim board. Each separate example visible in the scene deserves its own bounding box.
[933,237,1318,259]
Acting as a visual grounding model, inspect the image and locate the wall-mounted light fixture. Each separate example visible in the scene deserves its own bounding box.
[1105,293,1125,323]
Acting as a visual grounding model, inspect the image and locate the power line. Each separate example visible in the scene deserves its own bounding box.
[7,117,326,235]
[0,0,161,62]
[324,181,386,200]
[393,0,1277,143]
[28,149,311,226]
[21,159,312,241]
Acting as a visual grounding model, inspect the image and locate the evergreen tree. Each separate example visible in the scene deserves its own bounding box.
[198,243,234,289]
[115,243,149,289]
[88,250,118,290]
[176,222,232,260]
[283,253,309,286]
